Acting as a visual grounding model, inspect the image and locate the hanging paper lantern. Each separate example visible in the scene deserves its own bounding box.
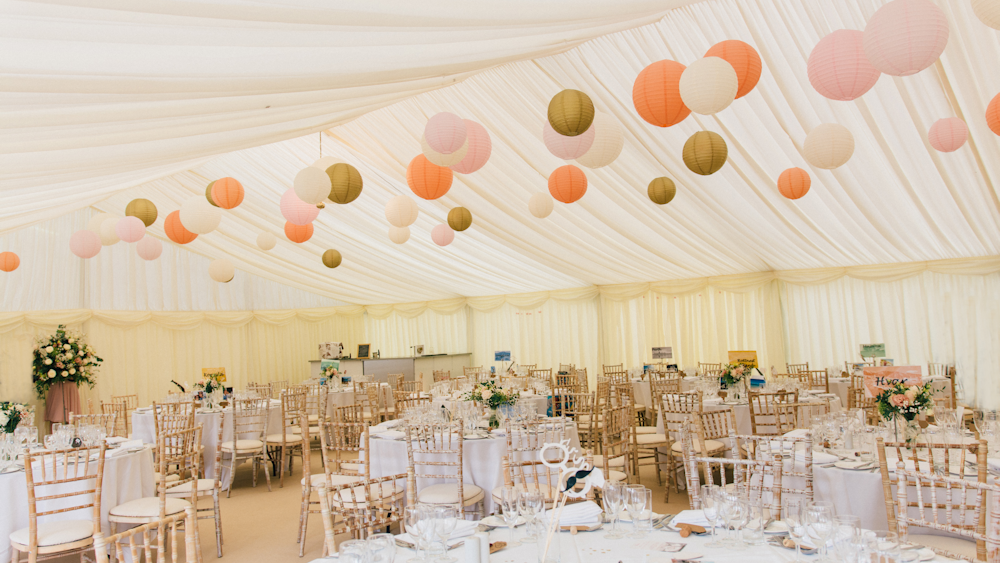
[575,114,624,169]
[803,124,855,169]
[647,177,677,205]
[388,226,410,244]
[548,165,588,204]
[205,181,219,207]
[450,120,492,174]
[632,60,690,127]
[705,40,762,99]
[528,193,554,218]
[312,157,340,171]
[69,230,101,259]
[927,118,968,152]
[972,0,1000,30]
[679,57,739,115]
[280,189,320,225]
[683,131,728,175]
[322,249,342,269]
[180,198,222,234]
[447,207,473,231]
[777,167,811,200]
[285,221,314,243]
[294,167,332,205]
[385,195,419,228]
[87,212,114,234]
[431,224,455,247]
[987,93,1000,135]
[863,0,949,77]
[421,136,469,167]
[115,216,146,243]
[0,252,19,272]
[164,210,197,244]
[209,259,235,283]
[256,232,277,251]
[543,122,595,160]
[125,198,158,227]
[424,112,467,154]
[406,155,453,200]
[326,163,363,204]
[99,218,120,246]
[547,89,595,137]
[136,237,163,261]
[808,30,881,101]
[211,177,244,209]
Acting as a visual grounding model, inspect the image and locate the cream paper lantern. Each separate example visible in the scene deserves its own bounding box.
[678,57,739,115]
[88,213,114,234]
[421,136,469,167]
[385,195,419,228]
[973,0,1000,30]
[257,232,277,251]
[294,167,332,205]
[311,157,340,170]
[575,113,624,169]
[179,198,222,235]
[803,124,855,169]
[528,193,554,219]
[99,218,120,246]
[209,259,235,283]
[388,226,410,244]
[136,236,163,261]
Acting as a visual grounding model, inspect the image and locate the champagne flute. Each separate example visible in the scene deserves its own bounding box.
[501,485,521,547]
[602,482,624,539]
[625,485,645,539]
[701,485,722,547]
[403,505,427,562]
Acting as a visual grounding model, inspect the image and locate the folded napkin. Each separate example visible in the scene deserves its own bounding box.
[396,520,477,547]
[783,429,810,439]
[108,440,144,457]
[703,397,723,405]
[134,407,153,413]
[545,500,602,526]
[376,430,406,440]
[797,450,838,465]
[671,509,711,527]
[105,436,129,445]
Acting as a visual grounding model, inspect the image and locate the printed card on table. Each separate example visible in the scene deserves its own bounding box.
[727,350,758,370]
[863,365,921,397]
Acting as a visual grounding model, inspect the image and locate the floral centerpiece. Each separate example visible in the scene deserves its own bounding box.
[323,365,339,379]
[193,372,224,396]
[32,325,102,398]
[463,380,519,428]
[719,363,747,389]
[0,402,32,434]
[875,382,933,444]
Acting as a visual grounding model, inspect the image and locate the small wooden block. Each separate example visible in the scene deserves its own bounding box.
[570,526,579,535]
[489,542,507,554]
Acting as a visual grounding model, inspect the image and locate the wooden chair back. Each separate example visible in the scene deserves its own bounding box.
[100,401,129,437]
[660,392,704,444]
[529,368,552,381]
[432,370,450,383]
[319,474,406,555]
[232,397,270,443]
[152,401,196,440]
[318,419,370,479]
[748,391,798,436]
[305,384,328,424]
[388,374,405,391]
[698,363,722,376]
[332,404,366,423]
[94,508,195,563]
[804,370,829,393]
[502,417,567,504]
[68,412,117,437]
[399,380,421,394]
[463,367,482,378]
[786,363,809,374]
[278,387,307,441]
[734,432,814,503]
[404,421,468,510]
[246,382,273,399]
[600,404,634,483]
[395,396,432,417]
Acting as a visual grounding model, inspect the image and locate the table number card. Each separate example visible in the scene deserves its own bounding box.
[863,365,922,397]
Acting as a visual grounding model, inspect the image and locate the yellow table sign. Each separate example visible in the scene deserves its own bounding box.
[202,367,226,382]
[727,351,758,370]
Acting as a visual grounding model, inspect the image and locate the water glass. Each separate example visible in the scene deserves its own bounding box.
[805,501,835,560]
[741,496,766,546]
[536,522,560,563]
[629,487,653,538]
[624,485,645,538]
[602,482,624,539]
[519,491,543,540]
[832,515,860,561]
[340,539,371,563]
[368,534,395,563]
[403,505,427,562]
[863,530,901,563]
[782,498,808,561]
[701,485,723,547]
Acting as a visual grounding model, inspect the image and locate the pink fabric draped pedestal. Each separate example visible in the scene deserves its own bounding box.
[44,381,81,424]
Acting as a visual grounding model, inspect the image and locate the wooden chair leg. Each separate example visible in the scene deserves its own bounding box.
[214,491,223,558]
[298,485,311,556]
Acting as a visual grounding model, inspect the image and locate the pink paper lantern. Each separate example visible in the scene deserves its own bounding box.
[424,112,467,155]
[451,120,492,174]
[115,216,146,243]
[808,30,881,101]
[69,230,101,259]
[863,0,949,77]
[928,118,968,152]
[431,224,455,247]
[136,236,163,261]
[542,121,596,160]
[280,189,320,226]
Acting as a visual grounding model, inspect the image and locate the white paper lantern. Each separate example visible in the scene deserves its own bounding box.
[136,237,163,261]
[115,216,146,243]
[311,157,341,170]
[385,195,419,228]
[421,136,469,167]
[99,218,120,246]
[543,121,595,160]
[69,230,101,259]
[803,124,855,169]
[529,193,554,219]
[928,118,968,152]
[87,213,114,234]
[863,0,949,77]
[973,0,1000,30]
[575,114,624,169]
[424,112,467,154]
[209,259,235,283]
[280,189,320,225]
[294,167,332,205]
[256,232,277,251]
[678,57,739,115]
[179,198,222,235]
[389,226,411,244]
[431,224,455,247]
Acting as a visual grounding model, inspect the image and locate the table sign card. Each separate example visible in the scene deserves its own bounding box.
[318,342,343,359]
[494,351,511,362]
[863,365,922,397]
[652,346,673,360]
[202,367,226,382]
[860,343,886,358]
[727,350,758,370]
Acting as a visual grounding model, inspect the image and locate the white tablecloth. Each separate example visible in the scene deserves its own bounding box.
[656,395,843,436]
[432,395,550,418]
[0,446,155,563]
[829,375,950,409]
[326,383,395,412]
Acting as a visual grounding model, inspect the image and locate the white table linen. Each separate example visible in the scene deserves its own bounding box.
[326,383,395,412]
[432,394,550,417]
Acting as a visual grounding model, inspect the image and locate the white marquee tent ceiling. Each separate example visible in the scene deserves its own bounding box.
[2,0,1000,306]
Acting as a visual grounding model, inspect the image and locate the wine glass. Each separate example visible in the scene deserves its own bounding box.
[783,498,808,562]
[832,515,860,561]
[403,505,427,562]
[624,484,646,539]
[805,501,835,562]
[701,485,723,547]
[519,491,543,541]
[368,533,395,563]
[741,495,765,546]
[500,485,521,547]
[339,539,370,563]
[602,482,624,539]
[432,506,458,563]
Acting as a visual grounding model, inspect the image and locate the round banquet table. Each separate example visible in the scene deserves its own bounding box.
[656,394,843,436]
[0,446,155,563]
[326,383,395,412]
[431,394,550,417]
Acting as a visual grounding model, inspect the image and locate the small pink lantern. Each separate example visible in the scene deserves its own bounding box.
[280,189,320,226]
[424,112,467,155]
[431,224,455,247]
[136,236,163,261]
[543,121,596,160]
[808,30,881,101]
[928,118,968,152]
[69,230,101,259]
[115,216,146,243]
[863,0,949,77]
[451,120,492,174]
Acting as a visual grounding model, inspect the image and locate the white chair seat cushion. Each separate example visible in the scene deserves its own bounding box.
[290,426,321,435]
[110,497,190,518]
[265,434,303,444]
[417,483,484,506]
[221,439,263,452]
[340,462,363,472]
[166,479,216,494]
[302,473,362,487]
[906,535,976,559]
[491,483,554,503]
[333,482,404,505]
[153,472,180,484]
[606,470,628,482]
[10,520,94,548]
[635,433,670,445]
[671,439,725,454]
[635,427,658,435]
[308,415,319,423]
[590,454,626,468]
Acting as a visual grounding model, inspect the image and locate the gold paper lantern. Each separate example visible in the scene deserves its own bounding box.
[205,181,219,207]
[322,249,342,269]
[447,207,473,232]
[682,131,728,175]
[125,198,158,227]
[648,177,677,205]
[326,163,363,204]
[547,89,595,137]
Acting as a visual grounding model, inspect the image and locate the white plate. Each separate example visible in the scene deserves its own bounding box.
[917,548,935,561]
[462,434,489,440]
[834,460,874,470]
[764,521,789,534]
[481,515,526,528]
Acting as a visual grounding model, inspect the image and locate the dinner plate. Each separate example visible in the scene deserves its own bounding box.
[834,460,875,470]
[481,515,526,528]
[462,434,489,440]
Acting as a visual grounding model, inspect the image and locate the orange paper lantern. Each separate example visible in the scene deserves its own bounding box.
[406,155,453,200]
[548,165,588,204]
[632,60,691,128]
[0,252,19,272]
[705,40,762,99]
[778,167,811,200]
[988,93,1000,136]
[164,210,197,244]
[285,221,314,243]
[211,177,244,209]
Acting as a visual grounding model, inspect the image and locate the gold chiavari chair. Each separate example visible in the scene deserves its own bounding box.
[388,373,405,392]
[698,362,722,376]
[554,371,579,390]
[405,420,485,519]
[463,366,482,378]
[111,394,139,436]
[395,396,432,417]
[246,382,273,399]
[271,380,291,396]
[575,368,589,393]
[552,391,596,451]
[661,392,704,493]
[734,432,815,503]
[267,387,307,487]
[67,412,117,437]
[222,397,271,496]
[847,386,878,424]
[602,363,624,376]
[166,418,225,557]
[398,380,422,395]
[786,362,809,375]
[496,417,567,507]
[319,474,407,556]
[94,507,197,563]
[593,404,633,485]
[748,390,798,436]
[432,370,450,383]
[100,401,128,438]
[519,364,536,372]
[293,384,328,447]
[804,369,829,393]
[529,368,552,382]
[771,402,811,434]
[626,383,671,491]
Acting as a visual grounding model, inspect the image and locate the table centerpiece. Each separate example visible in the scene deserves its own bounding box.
[0,402,32,435]
[720,363,749,402]
[462,380,519,428]
[193,372,225,409]
[875,381,933,445]
[33,325,102,425]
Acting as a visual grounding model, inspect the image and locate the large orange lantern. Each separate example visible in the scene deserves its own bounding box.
[0,252,19,272]
[705,40,762,99]
[285,221,314,243]
[632,60,690,127]
[210,177,244,209]
[548,165,588,204]
[778,167,811,200]
[406,155,453,200]
[988,93,1000,136]
[164,210,197,244]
